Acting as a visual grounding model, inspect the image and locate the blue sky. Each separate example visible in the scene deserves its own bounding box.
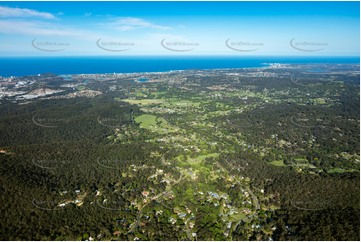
[0,1,359,56]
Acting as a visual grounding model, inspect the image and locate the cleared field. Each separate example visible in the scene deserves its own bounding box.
[162,98,203,108]
[292,158,317,168]
[228,212,247,222]
[76,85,86,91]
[121,99,164,106]
[269,160,285,167]
[134,114,178,134]
[327,168,358,173]
[190,153,219,163]
[175,153,219,171]
[295,163,317,168]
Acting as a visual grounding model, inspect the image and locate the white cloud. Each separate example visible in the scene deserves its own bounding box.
[0,6,55,19]
[110,17,171,31]
[0,20,92,37]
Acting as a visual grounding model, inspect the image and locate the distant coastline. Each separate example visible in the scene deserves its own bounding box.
[0,56,359,77]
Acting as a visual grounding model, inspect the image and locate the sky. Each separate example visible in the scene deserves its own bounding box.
[0,1,359,56]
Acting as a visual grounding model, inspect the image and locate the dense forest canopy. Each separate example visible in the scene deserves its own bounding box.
[0,63,359,240]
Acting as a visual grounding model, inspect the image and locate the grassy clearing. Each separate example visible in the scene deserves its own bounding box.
[191,153,219,163]
[269,160,285,167]
[174,153,219,174]
[327,168,358,173]
[134,114,178,134]
[292,158,317,168]
[175,153,219,164]
[293,158,308,163]
[296,163,317,168]
[162,99,203,108]
[76,86,86,91]
[228,212,247,222]
[121,99,164,106]
[313,98,327,104]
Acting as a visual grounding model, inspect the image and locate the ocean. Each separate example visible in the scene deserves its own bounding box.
[0,56,359,77]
